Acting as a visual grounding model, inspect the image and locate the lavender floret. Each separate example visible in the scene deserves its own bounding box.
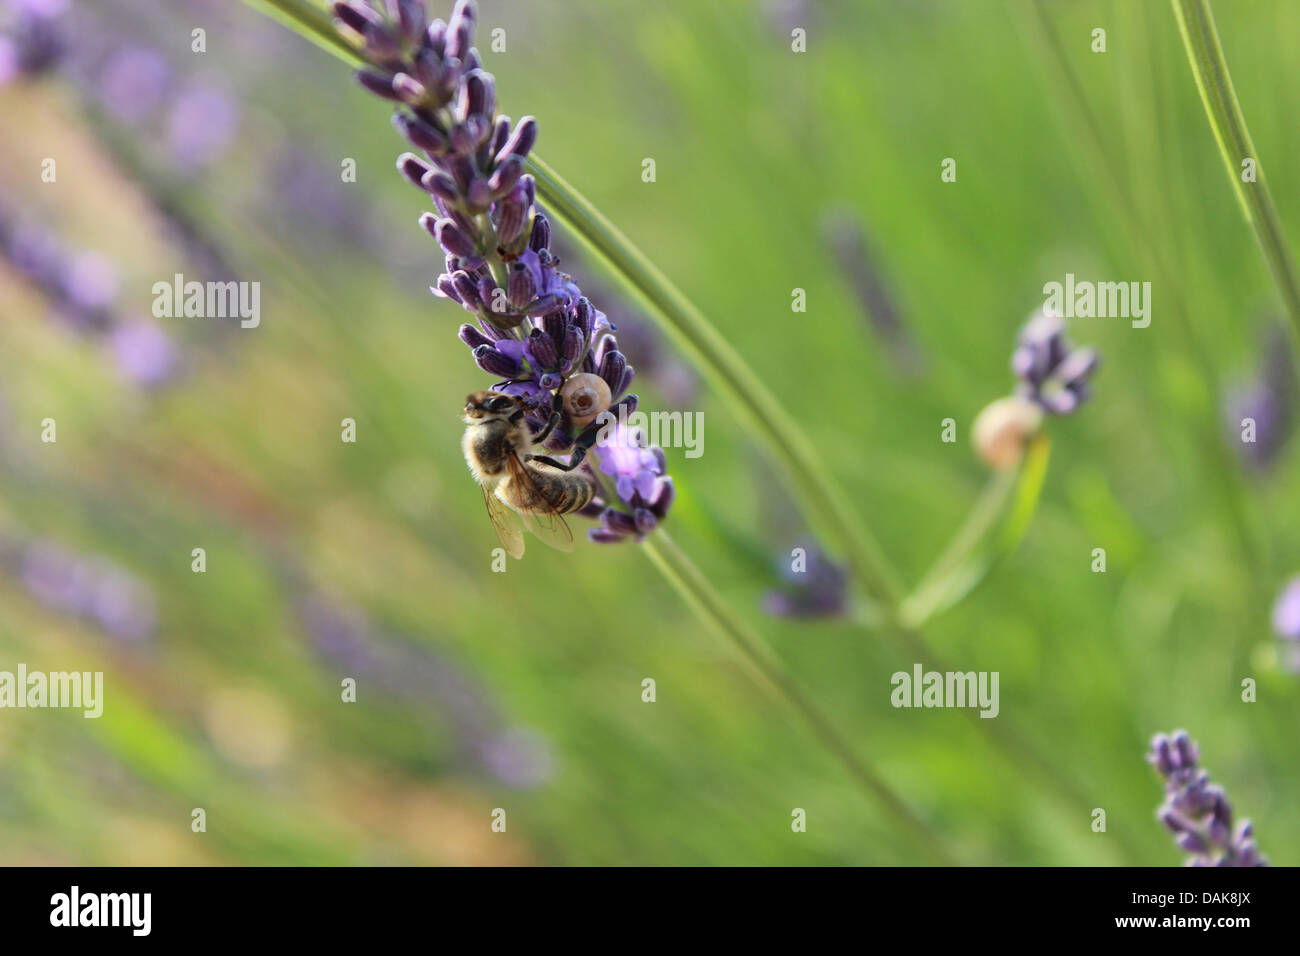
[1012,310,1099,415]
[1146,730,1266,866]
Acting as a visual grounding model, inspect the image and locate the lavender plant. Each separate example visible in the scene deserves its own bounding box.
[297,590,552,787]
[1147,730,1266,866]
[332,0,672,543]
[246,0,1120,863]
[1225,326,1295,471]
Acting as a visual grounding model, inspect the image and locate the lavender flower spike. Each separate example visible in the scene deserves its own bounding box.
[334,0,673,542]
[1146,730,1266,867]
[1012,309,1099,415]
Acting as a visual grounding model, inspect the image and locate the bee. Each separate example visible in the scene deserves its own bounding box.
[462,390,598,558]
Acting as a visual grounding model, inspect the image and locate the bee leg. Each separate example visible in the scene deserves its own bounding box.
[529,429,595,472]
[531,392,566,444]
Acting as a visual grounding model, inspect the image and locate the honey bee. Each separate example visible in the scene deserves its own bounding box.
[462,390,597,558]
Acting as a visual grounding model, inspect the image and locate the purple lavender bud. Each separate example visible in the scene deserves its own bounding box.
[466,177,491,210]
[610,394,638,419]
[520,293,560,317]
[411,46,450,100]
[598,349,627,395]
[362,22,402,62]
[459,324,492,349]
[391,72,427,105]
[526,328,558,370]
[601,508,639,536]
[487,115,511,161]
[459,70,494,123]
[425,17,447,55]
[488,155,525,198]
[562,325,584,364]
[396,152,432,188]
[428,216,476,258]
[649,475,674,518]
[473,344,521,378]
[446,0,476,60]
[357,68,401,100]
[508,263,537,310]
[421,168,460,203]
[449,115,488,155]
[394,0,426,43]
[615,364,635,398]
[435,275,460,301]
[540,311,566,345]
[450,270,481,307]
[476,275,499,311]
[498,115,538,162]
[333,1,383,36]
[633,507,657,534]
[393,111,449,153]
[588,528,628,544]
[529,213,551,253]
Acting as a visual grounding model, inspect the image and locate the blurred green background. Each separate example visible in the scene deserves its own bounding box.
[0,0,1296,865]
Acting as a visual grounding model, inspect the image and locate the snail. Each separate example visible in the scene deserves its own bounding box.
[559,372,612,429]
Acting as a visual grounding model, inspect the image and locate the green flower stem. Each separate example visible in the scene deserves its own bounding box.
[899,434,1051,629]
[642,530,958,865]
[525,155,903,609]
[247,0,364,66]
[1171,0,1300,346]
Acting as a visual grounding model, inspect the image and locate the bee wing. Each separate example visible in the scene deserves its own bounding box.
[505,453,576,553]
[482,484,526,559]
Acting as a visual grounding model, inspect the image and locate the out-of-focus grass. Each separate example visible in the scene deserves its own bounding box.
[0,0,1296,865]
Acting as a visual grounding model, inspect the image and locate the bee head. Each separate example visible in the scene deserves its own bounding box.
[464,390,521,423]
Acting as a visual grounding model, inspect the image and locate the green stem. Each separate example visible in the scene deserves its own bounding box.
[239,0,903,612]
[1171,0,1300,346]
[247,0,364,66]
[642,531,958,865]
[527,156,903,607]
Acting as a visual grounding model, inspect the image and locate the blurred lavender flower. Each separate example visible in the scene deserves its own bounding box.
[763,540,848,619]
[1147,730,1265,867]
[96,45,170,125]
[0,203,181,386]
[334,0,673,541]
[165,80,239,172]
[1225,326,1295,471]
[1271,576,1300,675]
[1273,576,1300,639]
[1012,310,1099,415]
[297,591,553,788]
[12,538,156,644]
[107,319,180,389]
[822,209,922,377]
[0,0,64,83]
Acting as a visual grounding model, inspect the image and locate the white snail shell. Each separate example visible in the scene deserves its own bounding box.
[972,396,1043,471]
[560,373,612,429]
